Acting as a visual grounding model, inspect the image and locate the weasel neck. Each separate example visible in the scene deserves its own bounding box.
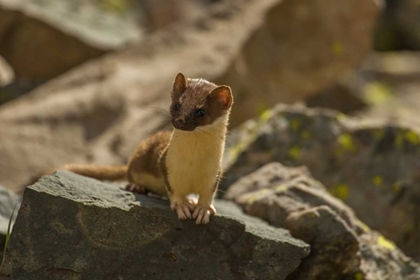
[166,114,229,167]
[170,115,228,145]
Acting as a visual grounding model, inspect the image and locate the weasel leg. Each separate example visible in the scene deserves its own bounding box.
[170,195,195,220]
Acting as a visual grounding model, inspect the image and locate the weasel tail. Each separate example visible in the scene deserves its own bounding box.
[61,164,128,181]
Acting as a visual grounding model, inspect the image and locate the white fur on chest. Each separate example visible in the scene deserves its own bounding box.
[166,118,226,195]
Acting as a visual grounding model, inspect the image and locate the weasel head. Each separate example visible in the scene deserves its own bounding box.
[169,73,233,132]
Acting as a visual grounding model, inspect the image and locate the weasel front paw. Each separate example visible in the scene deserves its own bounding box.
[170,200,195,220]
[193,205,216,224]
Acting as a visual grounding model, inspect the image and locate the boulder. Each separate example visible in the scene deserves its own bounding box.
[305,72,368,114]
[374,0,420,50]
[353,52,420,131]
[305,51,420,117]
[0,0,381,191]
[225,162,420,279]
[222,104,420,261]
[0,0,195,103]
[0,78,44,106]
[0,0,204,82]
[0,0,108,80]
[0,56,12,87]
[0,170,309,279]
[225,163,358,231]
[216,0,380,123]
[0,56,17,105]
[305,51,420,133]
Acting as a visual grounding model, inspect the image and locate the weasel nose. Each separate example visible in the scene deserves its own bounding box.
[174,119,187,129]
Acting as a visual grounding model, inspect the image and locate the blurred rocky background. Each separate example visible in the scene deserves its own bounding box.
[2,0,420,278]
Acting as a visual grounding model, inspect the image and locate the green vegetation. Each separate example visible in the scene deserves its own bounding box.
[101,0,132,13]
[329,183,349,200]
[1,204,18,269]
[363,82,394,105]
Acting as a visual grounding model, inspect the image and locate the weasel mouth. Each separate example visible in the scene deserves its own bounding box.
[173,126,196,132]
[172,121,195,131]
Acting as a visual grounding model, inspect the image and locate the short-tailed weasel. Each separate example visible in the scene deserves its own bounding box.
[60,73,233,224]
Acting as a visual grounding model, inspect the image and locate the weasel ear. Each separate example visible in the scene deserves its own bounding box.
[209,85,233,108]
[172,72,187,97]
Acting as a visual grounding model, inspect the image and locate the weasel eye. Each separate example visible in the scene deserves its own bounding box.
[174,103,180,111]
[196,109,205,117]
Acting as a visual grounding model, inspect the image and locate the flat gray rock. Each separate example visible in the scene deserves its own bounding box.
[0,171,309,279]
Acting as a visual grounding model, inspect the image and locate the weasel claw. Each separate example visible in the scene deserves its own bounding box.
[193,205,216,224]
[125,183,148,194]
[171,201,194,220]
[176,204,192,220]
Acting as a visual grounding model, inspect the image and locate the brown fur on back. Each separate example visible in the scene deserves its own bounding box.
[127,131,171,195]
